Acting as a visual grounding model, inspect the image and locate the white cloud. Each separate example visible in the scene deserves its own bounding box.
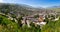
[0,0,4,3]
[2,0,17,3]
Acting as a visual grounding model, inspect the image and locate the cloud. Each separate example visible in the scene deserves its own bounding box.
[0,0,4,3]
[2,0,17,3]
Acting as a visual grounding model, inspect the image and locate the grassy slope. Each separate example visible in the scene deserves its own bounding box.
[0,15,20,32]
[0,14,60,32]
[41,18,60,32]
[0,15,41,32]
[47,8,60,12]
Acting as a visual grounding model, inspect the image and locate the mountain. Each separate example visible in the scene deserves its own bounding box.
[47,6,60,8]
[0,3,55,17]
[47,6,60,12]
[0,3,36,16]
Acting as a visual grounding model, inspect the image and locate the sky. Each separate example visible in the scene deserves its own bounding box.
[0,0,60,8]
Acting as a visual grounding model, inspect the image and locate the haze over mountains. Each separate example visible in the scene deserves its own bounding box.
[47,5,60,13]
[0,3,60,17]
[47,5,60,8]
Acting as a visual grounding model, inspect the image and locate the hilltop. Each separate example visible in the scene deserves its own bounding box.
[47,6,60,12]
[0,3,55,17]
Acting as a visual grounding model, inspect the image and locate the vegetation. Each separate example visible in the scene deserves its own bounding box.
[41,19,60,32]
[49,8,60,12]
[0,3,60,32]
[0,15,41,32]
[0,13,60,32]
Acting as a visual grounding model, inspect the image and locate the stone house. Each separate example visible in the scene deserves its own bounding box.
[21,14,47,27]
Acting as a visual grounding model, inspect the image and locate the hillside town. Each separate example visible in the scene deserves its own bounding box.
[0,2,60,32]
[0,11,59,28]
[21,12,59,27]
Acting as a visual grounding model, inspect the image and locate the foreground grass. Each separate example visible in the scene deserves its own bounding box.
[41,19,60,32]
[0,15,41,32]
[0,15,60,32]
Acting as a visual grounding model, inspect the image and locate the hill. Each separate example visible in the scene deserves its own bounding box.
[0,3,45,16]
[47,6,60,12]
[0,3,56,17]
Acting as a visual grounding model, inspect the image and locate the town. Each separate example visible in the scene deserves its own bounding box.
[0,1,60,32]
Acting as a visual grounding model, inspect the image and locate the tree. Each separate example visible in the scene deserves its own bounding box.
[34,14,39,18]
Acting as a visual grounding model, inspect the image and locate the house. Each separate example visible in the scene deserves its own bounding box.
[22,16,32,27]
[21,13,47,27]
[34,15,46,27]
[52,17,59,21]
